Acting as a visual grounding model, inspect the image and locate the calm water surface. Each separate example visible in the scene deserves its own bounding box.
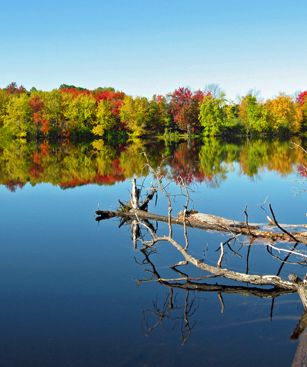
[0,138,306,366]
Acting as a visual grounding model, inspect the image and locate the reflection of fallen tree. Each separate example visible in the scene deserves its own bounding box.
[139,246,307,365]
[96,177,307,363]
[138,247,306,349]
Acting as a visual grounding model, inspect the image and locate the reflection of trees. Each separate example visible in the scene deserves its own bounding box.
[240,139,306,177]
[198,138,233,187]
[119,139,149,178]
[170,141,204,184]
[267,140,297,175]
[240,139,270,176]
[0,139,33,190]
[92,140,117,175]
[0,137,305,189]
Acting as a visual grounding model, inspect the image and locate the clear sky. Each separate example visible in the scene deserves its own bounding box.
[1,0,307,100]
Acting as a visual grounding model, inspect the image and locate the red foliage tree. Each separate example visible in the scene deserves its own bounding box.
[169,87,209,133]
[5,82,27,95]
[59,88,91,97]
[29,95,44,112]
[93,90,125,116]
[40,120,49,135]
[297,91,307,106]
[28,95,50,135]
[297,164,307,177]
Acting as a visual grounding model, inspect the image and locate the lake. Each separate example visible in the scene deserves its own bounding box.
[0,137,306,367]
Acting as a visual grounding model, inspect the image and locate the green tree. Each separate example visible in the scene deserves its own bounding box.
[239,95,269,134]
[147,96,169,134]
[199,95,226,136]
[223,104,242,133]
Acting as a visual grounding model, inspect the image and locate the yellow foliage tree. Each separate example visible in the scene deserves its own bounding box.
[119,96,151,137]
[265,95,302,133]
[3,94,32,138]
[92,100,117,137]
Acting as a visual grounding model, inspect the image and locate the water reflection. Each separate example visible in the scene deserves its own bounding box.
[138,247,305,344]
[0,139,306,366]
[0,137,305,191]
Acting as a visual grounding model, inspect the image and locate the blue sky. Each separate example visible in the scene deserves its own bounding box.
[1,0,307,99]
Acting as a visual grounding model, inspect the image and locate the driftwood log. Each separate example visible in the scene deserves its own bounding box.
[96,208,307,245]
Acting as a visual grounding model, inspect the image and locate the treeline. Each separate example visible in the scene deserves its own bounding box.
[0,83,307,139]
[0,138,305,191]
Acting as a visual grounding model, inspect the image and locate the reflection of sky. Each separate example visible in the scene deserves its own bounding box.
[1,0,307,99]
[192,165,306,223]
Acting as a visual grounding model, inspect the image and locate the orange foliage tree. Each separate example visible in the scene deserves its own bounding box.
[265,95,303,133]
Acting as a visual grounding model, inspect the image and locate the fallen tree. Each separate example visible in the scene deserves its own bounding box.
[96,207,307,245]
[95,177,307,364]
[96,178,307,306]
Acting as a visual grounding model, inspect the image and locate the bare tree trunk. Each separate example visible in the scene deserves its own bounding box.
[130,177,139,209]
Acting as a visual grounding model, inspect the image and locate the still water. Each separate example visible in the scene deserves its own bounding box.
[0,137,306,366]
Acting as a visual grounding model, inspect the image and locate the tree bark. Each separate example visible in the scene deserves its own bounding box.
[96,208,307,245]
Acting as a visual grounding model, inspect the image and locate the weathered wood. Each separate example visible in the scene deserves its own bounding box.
[96,208,307,245]
[298,283,307,311]
[130,178,139,209]
[160,235,298,290]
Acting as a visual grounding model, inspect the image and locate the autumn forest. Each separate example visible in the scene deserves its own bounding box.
[1,83,307,140]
